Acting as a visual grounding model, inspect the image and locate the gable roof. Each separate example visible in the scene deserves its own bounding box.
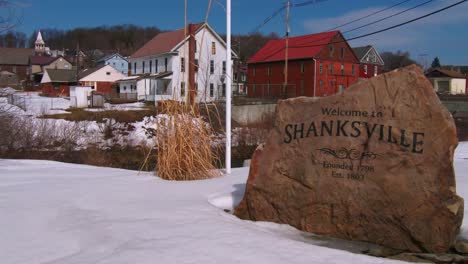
[426,68,466,79]
[30,55,71,66]
[79,64,126,82]
[352,45,384,65]
[352,46,372,60]
[0,48,35,65]
[97,53,128,63]
[131,23,204,59]
[247,31,339,64]
[43,68,78,83]
[79,65,107,79]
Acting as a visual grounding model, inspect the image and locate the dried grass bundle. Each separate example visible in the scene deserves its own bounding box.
[155,101,220,181]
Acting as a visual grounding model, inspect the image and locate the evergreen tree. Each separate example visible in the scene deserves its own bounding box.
[431,57,441,69]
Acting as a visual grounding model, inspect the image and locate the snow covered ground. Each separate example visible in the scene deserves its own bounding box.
[1,144,468,263]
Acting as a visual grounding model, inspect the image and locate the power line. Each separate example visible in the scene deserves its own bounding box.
[346,0,467,42]
[257,0,467,61]
[343,0,435,34]
[326,0,415,31]
[249,0,328,34]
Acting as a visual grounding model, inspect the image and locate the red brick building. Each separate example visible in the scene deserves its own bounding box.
[247,31,360,98]
[40,68,77,96]
[79,65,125,94]
[352,45,384,79]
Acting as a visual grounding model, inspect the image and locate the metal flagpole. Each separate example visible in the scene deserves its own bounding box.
[226,0,232,174]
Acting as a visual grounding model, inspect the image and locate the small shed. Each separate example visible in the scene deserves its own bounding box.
[70,86,92,108]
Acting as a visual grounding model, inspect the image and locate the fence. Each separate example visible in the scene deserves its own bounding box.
[7,94,27,111]
[104,93,138,101]
[246,84,296,100]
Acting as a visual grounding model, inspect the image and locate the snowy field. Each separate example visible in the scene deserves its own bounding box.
[3,92,148,117]
[1,143,468,263]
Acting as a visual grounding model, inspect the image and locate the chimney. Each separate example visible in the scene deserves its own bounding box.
[188,23,197,106]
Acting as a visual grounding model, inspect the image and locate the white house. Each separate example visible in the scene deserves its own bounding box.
[426,68,467,95]
[97,53,129,76]
[79,65,126,93]
[128,22,236,104]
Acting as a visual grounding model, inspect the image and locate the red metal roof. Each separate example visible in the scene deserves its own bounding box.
[247,31,339,64]
[131,23,204,59]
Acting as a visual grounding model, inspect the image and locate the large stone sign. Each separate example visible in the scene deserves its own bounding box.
[234,65,464,253]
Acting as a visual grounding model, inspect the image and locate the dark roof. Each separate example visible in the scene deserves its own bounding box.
[131,23,204,59]
[0,47,35,65]
[247,31,339,64]
[30,55,59,65]
[441,65,468,74]
[352,45,372,60]
[45,68,78,83]
[97,53,128,63]
[426,68,466,79]
[78,65,106,79]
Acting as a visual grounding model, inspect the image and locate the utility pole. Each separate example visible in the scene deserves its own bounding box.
[75,42,80,84]
[226,0,232,174]
[283,0,290,97]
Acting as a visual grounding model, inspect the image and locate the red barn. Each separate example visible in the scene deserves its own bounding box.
[352,45,384,79]
[247,31,360,98]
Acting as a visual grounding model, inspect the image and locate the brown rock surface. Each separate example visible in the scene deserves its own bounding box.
[234,65,464,253]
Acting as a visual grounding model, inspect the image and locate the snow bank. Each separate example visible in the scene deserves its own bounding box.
[7,141,468,264]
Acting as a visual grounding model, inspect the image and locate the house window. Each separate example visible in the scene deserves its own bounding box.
[210,60,214,74]
[300,79,305,95]
[53,83,59,90]
[364,65,368,75]
[339,84,344,92]
[165,58,168,72]
[222,83,226,97]
[329,44,334,57]
[330,64,334,74]
[267,65,271,76]
[155,59,158,73]
[319,62,323,74]
[222,61,226,74]
[106,72,111,75]
[180,82,185,96]
[374,65,378,76]
[253,66,256,76]
[301,63,305,73]
[194,41,197,53]
[150,60,152,73]
[195,59,199,72]
[351,65,355,76]
[124,86,127,91]
[319,80,323,87]
[12,66,16,73]
[211,42,216,55]
[142,61,145,73]
[341,48,345,59]
[210,83,214,97]
[267,81,271,96]
[181,57,185,72]
[341,64,344,76]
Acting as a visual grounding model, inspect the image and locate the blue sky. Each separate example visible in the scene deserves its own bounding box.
[12,0,468,65]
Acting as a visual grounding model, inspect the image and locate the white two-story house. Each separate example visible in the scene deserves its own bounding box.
[125,22,236,103]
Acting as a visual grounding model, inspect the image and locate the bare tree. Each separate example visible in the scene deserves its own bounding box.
[0,1,23,34]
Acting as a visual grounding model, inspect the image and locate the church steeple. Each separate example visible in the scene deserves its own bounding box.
[35,30,45,55]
